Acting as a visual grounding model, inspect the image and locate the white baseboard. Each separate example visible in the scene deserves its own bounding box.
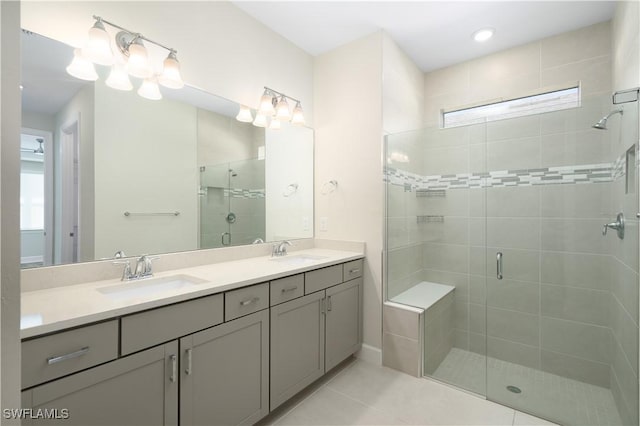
[356,344,382,365]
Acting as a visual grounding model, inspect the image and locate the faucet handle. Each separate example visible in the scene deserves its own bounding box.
[112,260,133,281]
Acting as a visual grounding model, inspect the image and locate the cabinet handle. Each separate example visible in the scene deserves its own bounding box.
[240,297,260,306]
[496,252,503,280]
[281,286,298,293]
[185,349,192,375]
[349,268,360,274]
[327,295,332,312]
[170,354,177,383]
[321,298,326,315]
[47,346,90,365]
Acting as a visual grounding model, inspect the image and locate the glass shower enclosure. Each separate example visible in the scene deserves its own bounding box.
[199,158,265,248]
[384,91,639,426]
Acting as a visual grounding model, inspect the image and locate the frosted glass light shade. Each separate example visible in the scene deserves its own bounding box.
[127,41,150,78]
[275,96,290,120]
[82,21,114,65]
[291,102,305,126]
[253,113,268,128]
[106,63,133,91]
[158,52,184,89]
[258,92,275,116]
[66,49,99,81]
[236,105,254,123]
[269,119,281,130]
[137,76,162,100]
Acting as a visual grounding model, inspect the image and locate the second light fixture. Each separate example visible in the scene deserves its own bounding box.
[235,87,305,128]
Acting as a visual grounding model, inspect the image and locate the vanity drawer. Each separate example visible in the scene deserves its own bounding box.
[225,283,269,321]
[343,259,363,281]
[22,320,119,389]
[305,264,343,294]
[121,293,223,355]
[270,274,304,306]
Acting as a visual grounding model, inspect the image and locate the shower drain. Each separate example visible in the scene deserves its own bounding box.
[506,385,522,394]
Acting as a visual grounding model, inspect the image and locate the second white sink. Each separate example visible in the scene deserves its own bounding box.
[98,274,207,301]
[269,254,328,266]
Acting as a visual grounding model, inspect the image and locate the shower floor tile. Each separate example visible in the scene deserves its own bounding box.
[433,348,623,426]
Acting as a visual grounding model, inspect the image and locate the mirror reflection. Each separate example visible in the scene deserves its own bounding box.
[20,30,314,268]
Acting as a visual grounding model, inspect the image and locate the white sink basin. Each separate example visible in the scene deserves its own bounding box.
[270,254,328,266]
[98,274,207,301]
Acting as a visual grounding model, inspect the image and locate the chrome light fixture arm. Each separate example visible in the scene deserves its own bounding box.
[93,15,177,55]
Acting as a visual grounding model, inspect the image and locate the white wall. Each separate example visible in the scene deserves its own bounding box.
[21,1,314,124]
[265,123,314,241]
[54,85,95,262]
[612,1,640,92]
[382,33,425,135]
[94,83,198,259]
[22,111,55,135]
[1,0,22,416]
[314,31,384,349]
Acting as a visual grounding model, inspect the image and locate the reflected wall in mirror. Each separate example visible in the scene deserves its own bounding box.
[20,30,314,268]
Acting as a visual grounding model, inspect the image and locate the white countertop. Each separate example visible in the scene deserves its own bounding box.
[21,248,364,339]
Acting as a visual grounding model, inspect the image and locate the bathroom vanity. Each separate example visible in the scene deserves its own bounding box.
[20,247,364,425]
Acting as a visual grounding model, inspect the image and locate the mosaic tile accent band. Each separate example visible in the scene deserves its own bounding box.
[223,188,265,199]
[384,163,617,191]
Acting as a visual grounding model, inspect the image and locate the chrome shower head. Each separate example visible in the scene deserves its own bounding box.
[592,109,624,130]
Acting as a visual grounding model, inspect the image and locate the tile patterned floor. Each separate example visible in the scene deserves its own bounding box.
[433,348,622,426]
[258,357,557,426]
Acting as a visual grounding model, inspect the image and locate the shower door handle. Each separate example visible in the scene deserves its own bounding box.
[496,252,503,280]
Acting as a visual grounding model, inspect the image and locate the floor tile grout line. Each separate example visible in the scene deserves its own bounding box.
[322,384,412,425]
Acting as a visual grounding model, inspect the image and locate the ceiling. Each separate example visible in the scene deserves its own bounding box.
[233,1,615,72]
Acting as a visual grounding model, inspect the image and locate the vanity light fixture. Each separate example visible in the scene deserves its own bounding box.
[67,15,185,100]
[242,87,305,128]
[236,105,254,123]
[66,49,99,81]
[472,27,495,42]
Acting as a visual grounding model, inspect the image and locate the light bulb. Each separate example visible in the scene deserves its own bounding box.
[126,39,150,78]
[66,49,99,81]
[82,20,114,65]
[158,51,184,89]
[291,102,305,126]
[269,119,281,130]
[105,62,133,91]
[258,90,275,116]
[275,96,290,120]
[236,105,254,123]
[253,113,268,128]
[137,75,162,100]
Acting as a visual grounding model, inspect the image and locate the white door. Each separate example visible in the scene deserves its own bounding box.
[60,120,79,263]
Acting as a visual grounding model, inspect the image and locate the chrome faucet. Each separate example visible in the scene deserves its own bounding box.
[113,255,159,281]
[134,255,158,278]
[272,241,292,257]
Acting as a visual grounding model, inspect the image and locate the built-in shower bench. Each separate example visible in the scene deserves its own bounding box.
[383,281,455,377]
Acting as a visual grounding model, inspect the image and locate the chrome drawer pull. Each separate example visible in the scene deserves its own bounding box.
[170,355,177,382]
[47,347,90,365]
[281,286,298,293]
[185,349,192,375]
[349,268,360,274]
[240,297,260,306]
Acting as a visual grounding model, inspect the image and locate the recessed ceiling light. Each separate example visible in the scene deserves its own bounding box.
[473,28,495,42]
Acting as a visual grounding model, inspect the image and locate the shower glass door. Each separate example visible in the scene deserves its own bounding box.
[484,93,639,426]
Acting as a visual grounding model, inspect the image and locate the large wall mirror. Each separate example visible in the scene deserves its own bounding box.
[20,30,314,268]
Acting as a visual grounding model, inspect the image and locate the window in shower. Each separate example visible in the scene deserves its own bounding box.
[442,85,580,128]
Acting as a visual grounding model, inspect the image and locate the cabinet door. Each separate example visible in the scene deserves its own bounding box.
[325,277,362,371]
[180,310,269,426]
[270,291,325,410]
[21,341,178,426]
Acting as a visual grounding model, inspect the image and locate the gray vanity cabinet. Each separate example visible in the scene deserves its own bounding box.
[180,309,269,426]
[21,341,179,426]
[270,291,326,410]
[325,277,363,371]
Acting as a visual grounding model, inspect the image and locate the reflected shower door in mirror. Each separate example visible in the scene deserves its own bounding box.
[20,30,314,268]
